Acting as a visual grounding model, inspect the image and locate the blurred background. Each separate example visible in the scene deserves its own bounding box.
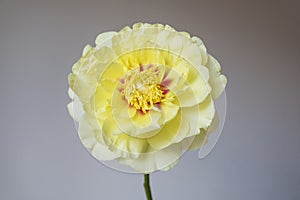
[1,0,299,199]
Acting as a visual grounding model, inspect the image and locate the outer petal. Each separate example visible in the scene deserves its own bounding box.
[95,31,116,47]
[187,111,220,151]
[119,143,182,173]
[69,46,117,103]
[78,113,120,161]
[196,95,216,129]
[186,129,208,151]
[78,114,98,149]
[91,143,120,161]
[206,55,227,99]
[191,36,208,65]
[67,88,84,122]
[93,80,114,116]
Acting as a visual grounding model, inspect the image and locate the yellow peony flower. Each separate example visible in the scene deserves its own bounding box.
[67,23,227,174]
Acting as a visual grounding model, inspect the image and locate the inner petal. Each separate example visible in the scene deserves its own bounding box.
[111,84,163,138]
[110,64,177,138]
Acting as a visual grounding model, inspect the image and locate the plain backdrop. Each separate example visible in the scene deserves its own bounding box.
[1,0,300,199]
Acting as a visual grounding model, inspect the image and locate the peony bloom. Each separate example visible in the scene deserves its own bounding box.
[67,23,227,173]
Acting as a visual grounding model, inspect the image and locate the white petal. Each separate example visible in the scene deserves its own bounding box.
[191,36,208,65]
[206,55,227,99]
[78,114,100,149]
[95,31,116,47]
[119,143,182,173]
[68,87,75,100]
[67,88,84,122]
[91,143,119,161]
[82,44,92,56]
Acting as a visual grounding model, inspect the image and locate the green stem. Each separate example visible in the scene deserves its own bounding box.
[143,174,153,200]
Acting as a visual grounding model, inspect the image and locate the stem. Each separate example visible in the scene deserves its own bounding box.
[143,174,153,200]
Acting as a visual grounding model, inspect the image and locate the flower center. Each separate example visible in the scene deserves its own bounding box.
[122,65,164,113]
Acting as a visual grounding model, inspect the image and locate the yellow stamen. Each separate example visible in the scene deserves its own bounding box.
[122,66,164,113]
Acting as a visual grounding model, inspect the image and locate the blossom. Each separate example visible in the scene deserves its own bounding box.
[67,23,227,173]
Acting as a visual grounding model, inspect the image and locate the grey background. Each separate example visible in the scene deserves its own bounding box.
[1,0,300,199]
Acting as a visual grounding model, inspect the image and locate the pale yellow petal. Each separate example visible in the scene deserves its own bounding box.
[197,95,215,128]
[82,44,93,56]
[100,61,127,81]
[68,70,98,103]
[191,36,208,65]
[102,114,148,159]
[147,110,189,150]
[69,47,117,104]
[67,88,84,122]
[187,130,208,151]
[128,106,136,118]
[163,69,201,107]
[187,111,219,150]
[91,143,120,161]
[160,101,179,124]
[171,59,189,80]
[78,114,98,149]
[173,95,215,143]
[207,110,220,134]
[93,82,112,115]
[111,90,162,137]
[95,31,116,47]
[206,55,227,99]
[119,143,182,173]
[185,65,211,104]
[182,44,209,81]
[162,69,196,107]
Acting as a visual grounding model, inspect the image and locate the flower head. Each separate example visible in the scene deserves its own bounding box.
[68,23,227,173]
